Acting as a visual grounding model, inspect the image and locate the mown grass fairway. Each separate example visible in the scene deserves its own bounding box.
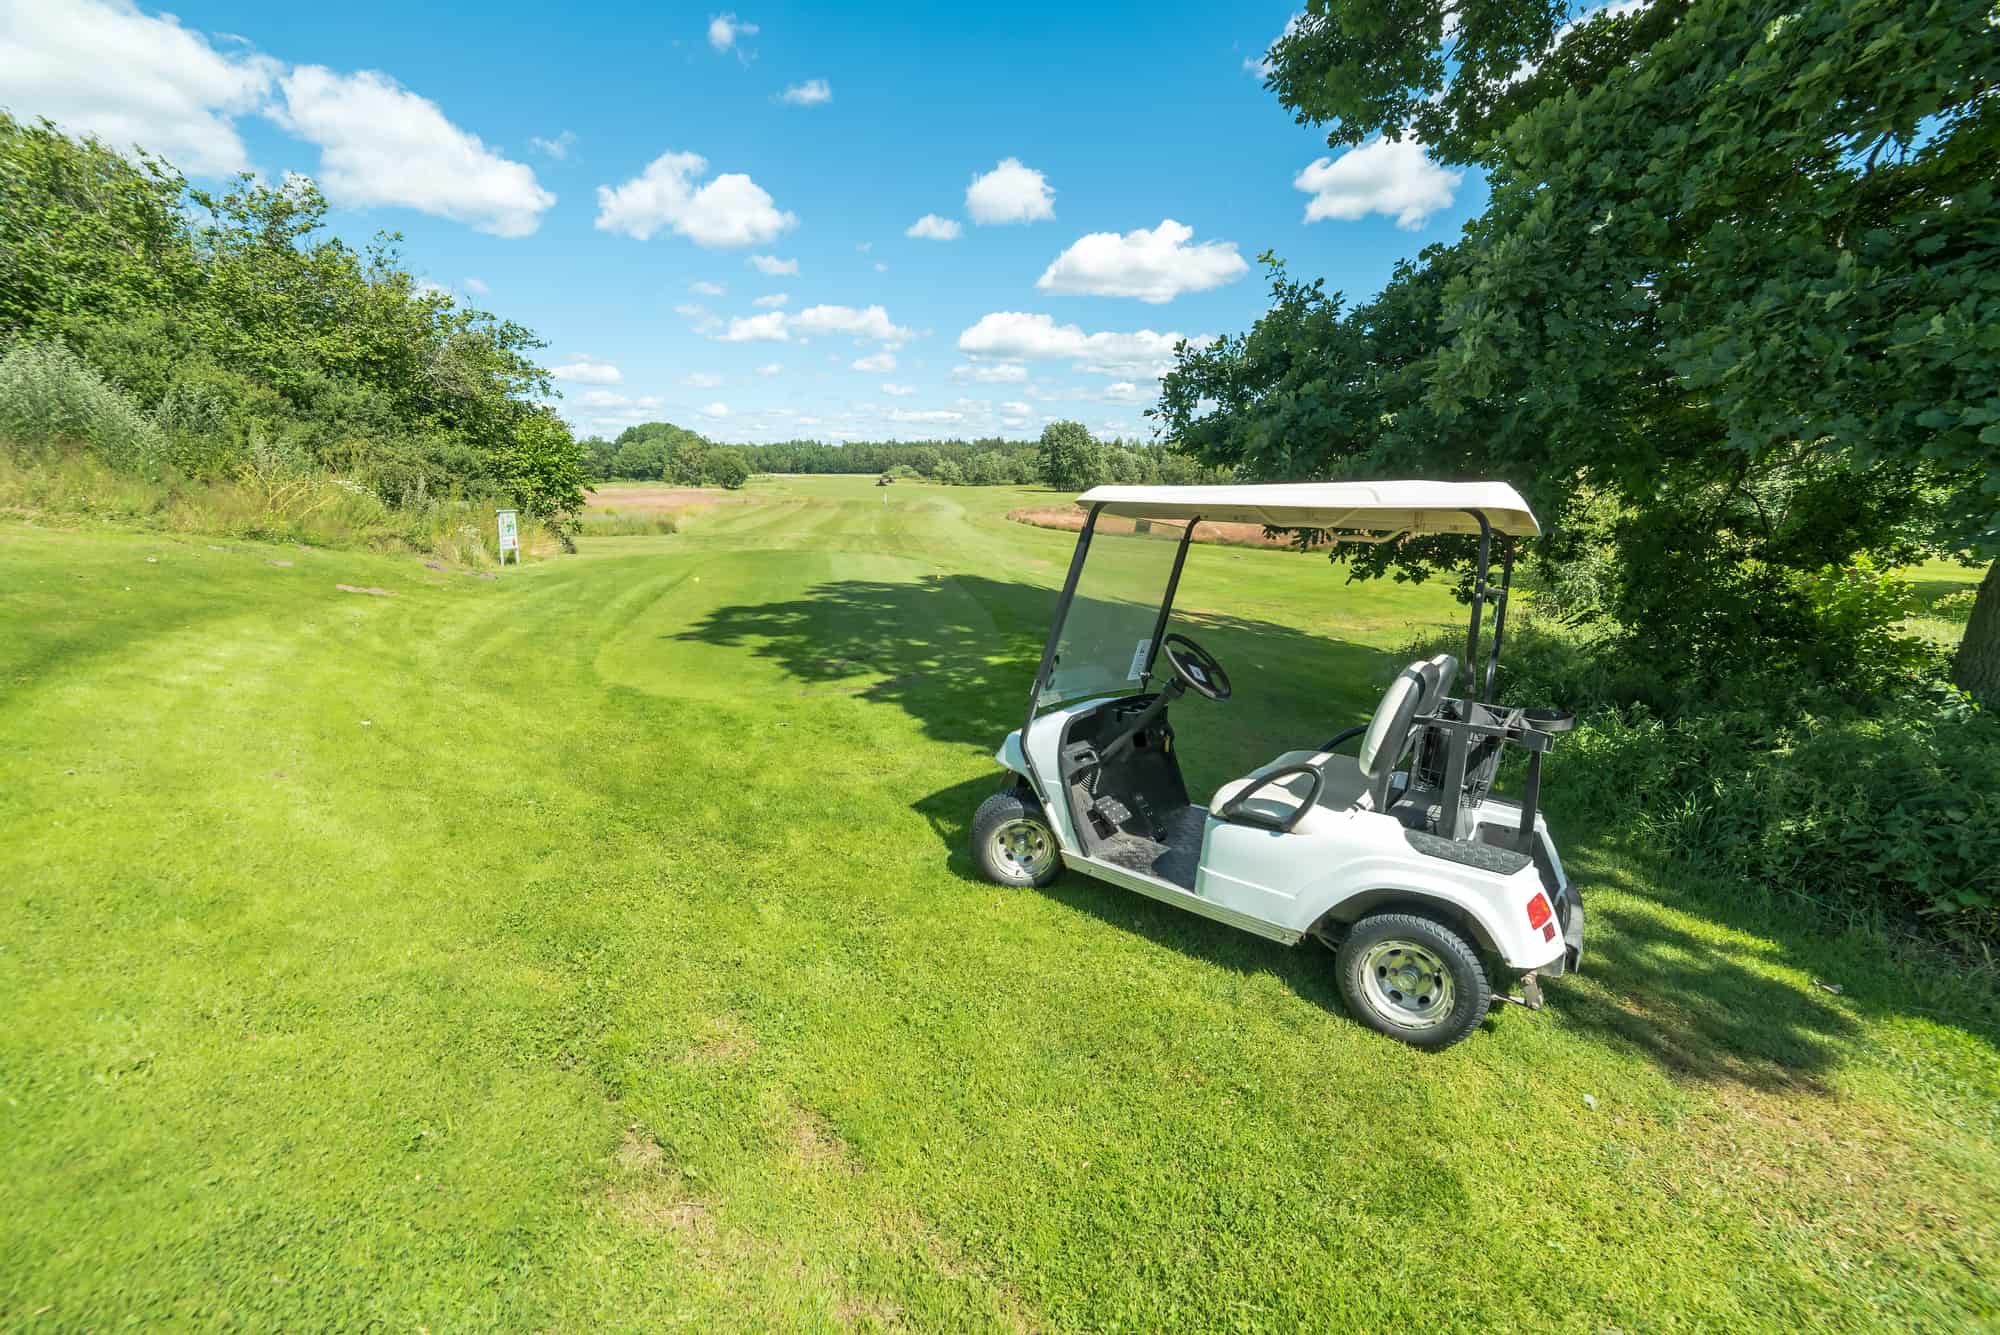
[4,475,1996,1330]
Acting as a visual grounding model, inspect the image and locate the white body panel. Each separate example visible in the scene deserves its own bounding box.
[996,700,1568,973]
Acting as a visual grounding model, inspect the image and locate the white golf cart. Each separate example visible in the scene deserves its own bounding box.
[972,481,1583,1049]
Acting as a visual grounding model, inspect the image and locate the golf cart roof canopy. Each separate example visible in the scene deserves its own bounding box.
[1072,480,1540,538]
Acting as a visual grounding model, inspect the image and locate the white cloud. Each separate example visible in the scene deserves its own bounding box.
[684,371,723,387]
[1243,13,1304,79]
[0,0,278,176]
[890,408,964,424]
[274,67,554,237]
[1294,137,1461,230]
[674,302,724,335]
[691,279,728,296]
[550,357,623,385]
[881,383,916,396]
[413,278,453,302]
[780,79,831,105]
[700,401,731,417]
[756,362,784,376]
[953,362,1028,383]
[873,261,889,273]
[529,130,575,159]
[715,304,911,348]
[966,158,1055,225]
[796,304,912,343]
[957,312,1202,379]
[720,311,790,342]
[1036,219,1248,303]
[1000,400,1033,416]
[853,351,896,372]
[749,254,798,275]
[905,213,962,241]
[595,150,795,246]
[575,389,663,410]
[1103,382,1144,402]
[464,276,490,295]
[752,293,789,308]
[707,12,757,52]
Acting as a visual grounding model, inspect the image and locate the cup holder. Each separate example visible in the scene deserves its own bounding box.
[1523,707,1576,734]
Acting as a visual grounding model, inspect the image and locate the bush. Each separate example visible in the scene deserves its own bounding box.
[1556,694,1999,946]
[1929,588,1977,624]
[0,338,163,472]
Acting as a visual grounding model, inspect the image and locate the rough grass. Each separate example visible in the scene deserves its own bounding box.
[0,446,561,567]
[1,474,1995,1330]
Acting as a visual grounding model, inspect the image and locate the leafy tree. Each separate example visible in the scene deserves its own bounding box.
[1036,420,1104,491]
[1171,0,1998,702]
[701,446,750,489]
[0,114,586,531]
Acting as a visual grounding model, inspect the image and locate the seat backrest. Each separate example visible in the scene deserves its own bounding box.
[1357,661,1429,809]
[1422,652,1460,709]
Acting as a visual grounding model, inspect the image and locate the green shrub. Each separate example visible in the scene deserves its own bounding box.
[1928,589,1977,624]
[0,338,164,472]
[1555,694,1999,945]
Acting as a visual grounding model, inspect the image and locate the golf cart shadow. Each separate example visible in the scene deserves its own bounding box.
[916,773,1863,1083]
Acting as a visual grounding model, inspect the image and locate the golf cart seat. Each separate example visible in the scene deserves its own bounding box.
[1208,654,1458,835]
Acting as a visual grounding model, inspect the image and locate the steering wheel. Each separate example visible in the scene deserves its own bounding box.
[1162,633,1232,702]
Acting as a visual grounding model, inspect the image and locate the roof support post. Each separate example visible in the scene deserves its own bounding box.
[1460,510,1494,701]
[1142,516,1200,682]
[1018,504,1104,802]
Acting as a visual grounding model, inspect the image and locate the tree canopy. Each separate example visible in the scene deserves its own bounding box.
[1169,0,1999,702]
[0,113,587,530]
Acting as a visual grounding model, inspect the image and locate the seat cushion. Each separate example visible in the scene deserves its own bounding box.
[1210,750,1371,836]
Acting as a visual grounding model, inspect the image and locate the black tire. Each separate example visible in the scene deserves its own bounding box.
[1334,912,1492,1050]
[971,789,1062,888]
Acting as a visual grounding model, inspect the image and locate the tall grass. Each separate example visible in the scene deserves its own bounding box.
[0,337,560,565]
[0,339,163,472]
[577,508,680,536]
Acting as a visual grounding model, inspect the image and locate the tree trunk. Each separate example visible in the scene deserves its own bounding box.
[1952,561,2000,705]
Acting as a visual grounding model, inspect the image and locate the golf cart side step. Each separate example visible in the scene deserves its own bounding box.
[1402,829,1531,875]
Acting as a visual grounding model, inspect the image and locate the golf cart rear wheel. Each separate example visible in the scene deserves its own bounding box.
[972,791,1061,888]
[1335,912,1491,1050]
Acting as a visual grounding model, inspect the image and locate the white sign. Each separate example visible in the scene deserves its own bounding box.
[496,509,520,565]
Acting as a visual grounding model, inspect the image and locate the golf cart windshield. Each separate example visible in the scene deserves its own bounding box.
[1040,518,1191,705]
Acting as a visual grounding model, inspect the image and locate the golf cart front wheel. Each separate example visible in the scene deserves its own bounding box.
[1335,912,1491,1050]
[972,791,1061,888]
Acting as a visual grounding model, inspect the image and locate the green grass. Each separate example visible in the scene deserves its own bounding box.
[3,474,1996,1330]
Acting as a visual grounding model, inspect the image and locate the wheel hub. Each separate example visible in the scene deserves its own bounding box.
[1358,940,1455,1029]
[989,817,1054,880]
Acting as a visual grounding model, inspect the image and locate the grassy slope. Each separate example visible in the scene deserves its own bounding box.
[1,475,1995,1331]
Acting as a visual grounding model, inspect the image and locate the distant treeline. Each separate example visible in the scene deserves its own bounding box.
[0,114,587,535]
[585,423,1225,489]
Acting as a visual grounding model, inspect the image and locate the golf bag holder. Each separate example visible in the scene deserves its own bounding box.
[1410,699,1573,846]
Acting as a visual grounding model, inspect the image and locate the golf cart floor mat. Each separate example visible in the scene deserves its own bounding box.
[1095,804,1208,890]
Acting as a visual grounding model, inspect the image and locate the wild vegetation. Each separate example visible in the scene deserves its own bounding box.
[1162,0,1999,949]
[0,113,587,549]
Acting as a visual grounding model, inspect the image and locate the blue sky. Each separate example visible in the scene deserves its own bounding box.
[2,0,1493,443]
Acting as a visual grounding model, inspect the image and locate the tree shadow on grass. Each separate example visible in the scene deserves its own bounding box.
[671,574,1393,778]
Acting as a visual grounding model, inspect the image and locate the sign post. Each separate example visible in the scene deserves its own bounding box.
[496,509,520,565]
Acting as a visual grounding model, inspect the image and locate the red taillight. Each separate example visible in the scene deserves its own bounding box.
[1543,922,1558,942]
[1525,893,1553,930]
